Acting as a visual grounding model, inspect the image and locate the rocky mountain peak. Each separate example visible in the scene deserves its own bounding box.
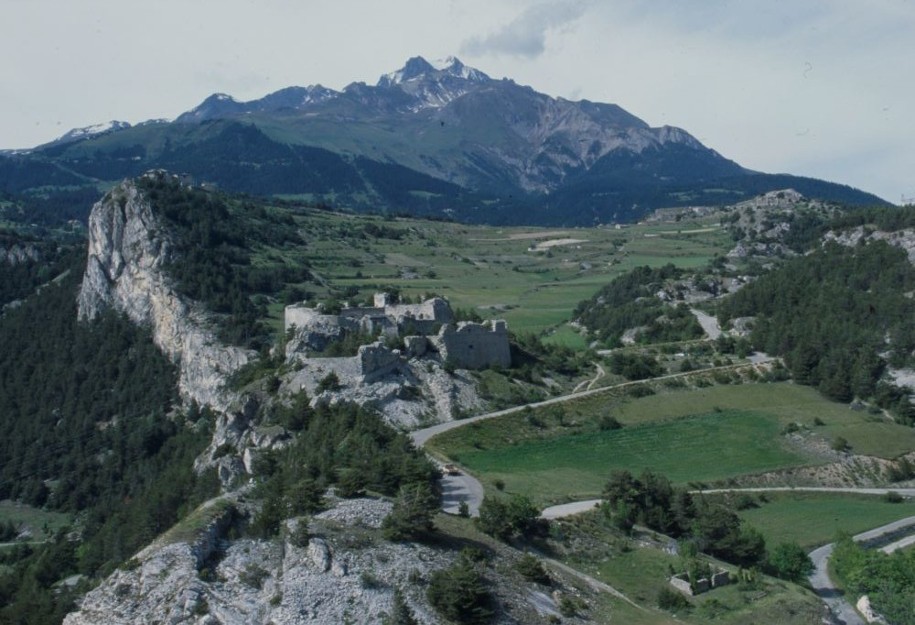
[376,55,490,88]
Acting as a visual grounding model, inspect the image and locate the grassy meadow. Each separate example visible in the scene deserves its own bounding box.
[0,501,71,545]
[428,382,915,506]
[256,207,731,336]
[734,491,915,549]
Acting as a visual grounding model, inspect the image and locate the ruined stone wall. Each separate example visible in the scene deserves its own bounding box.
[432,320,511,370]
[284,304,325,333]
[386,298,453,326]
[358,341,403,383]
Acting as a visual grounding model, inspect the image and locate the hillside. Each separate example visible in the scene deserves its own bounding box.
[2,178,915,624]
[0,57,886,227]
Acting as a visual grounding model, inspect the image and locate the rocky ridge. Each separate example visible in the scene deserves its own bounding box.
[65,495,584,625]
[77,175,253,413]
[824,226,915,266]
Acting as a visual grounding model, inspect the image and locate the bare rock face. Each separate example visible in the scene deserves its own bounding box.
[825,226,915,266]
[77,177,252,413]
[1,242,41,265]
[64,498,451,625]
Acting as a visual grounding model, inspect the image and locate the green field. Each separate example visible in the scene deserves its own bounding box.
[735,492,915,549]
[267,210,731,336]
[439,410,810,505]
[583,545,822,625]
[429,382,915,506]
[0,500,71,545]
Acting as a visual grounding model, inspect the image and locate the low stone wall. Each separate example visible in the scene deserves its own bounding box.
[669,569,730,596]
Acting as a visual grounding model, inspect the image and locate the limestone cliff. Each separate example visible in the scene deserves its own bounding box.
[77,176,252,413]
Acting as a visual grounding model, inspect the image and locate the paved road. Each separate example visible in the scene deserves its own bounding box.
[809,515,915,625]
[694,486,915,497]
[541,499,603,519]
[540,487,915,520]
[438,471,485,517]
[881,533,915,553]
[539,490,915,624]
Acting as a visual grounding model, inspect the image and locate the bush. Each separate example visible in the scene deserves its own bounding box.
[316,371,342,393]
[382,589,419,625]
[657,586,691,612]
[239,563,269,589]
[598,415,622,431]
[515,553,550,585]
[288,519,310,548]
[476,494,545,542]
[766,542,814,582]
[427,556,495,624]
[382,482,439,541]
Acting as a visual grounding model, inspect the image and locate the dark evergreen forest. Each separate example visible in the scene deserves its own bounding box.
[138,175,310,350]
[719,240,915,415]
[0,257,219,624]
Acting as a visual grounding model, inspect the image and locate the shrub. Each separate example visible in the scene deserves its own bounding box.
[360,570,384,589]
[657,586,691,612]
[598,415,622,431]
[766,542,814,582]
[515,553,551,585]
[426,556,495,624]
[476,494,545,542]
[382,589,419,625]
[382,482,439,541]
[288,519,310,548]
[316,371,342,393]
[239,563,269,589]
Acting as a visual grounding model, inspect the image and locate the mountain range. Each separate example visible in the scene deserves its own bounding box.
[0,56,886,225]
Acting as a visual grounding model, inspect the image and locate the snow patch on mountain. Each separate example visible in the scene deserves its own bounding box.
[57,120,131,142]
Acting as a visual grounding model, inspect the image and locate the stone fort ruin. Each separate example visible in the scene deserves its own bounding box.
[284,293,511,379]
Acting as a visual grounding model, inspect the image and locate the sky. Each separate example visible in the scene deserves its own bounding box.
[1,0,912,203]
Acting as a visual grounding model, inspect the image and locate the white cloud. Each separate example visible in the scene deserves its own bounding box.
[460,1,589,58]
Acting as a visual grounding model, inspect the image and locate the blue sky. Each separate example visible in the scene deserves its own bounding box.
[2,0,912,202]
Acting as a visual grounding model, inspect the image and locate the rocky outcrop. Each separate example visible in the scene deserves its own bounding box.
[66,495,578,625]
[825,226,915,266]
[77,176,252,413]
[1,242,41,265]
[286,351,482,429]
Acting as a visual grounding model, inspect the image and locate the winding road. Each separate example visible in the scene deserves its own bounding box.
[411,344,915,621]
[809,515,915,625]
